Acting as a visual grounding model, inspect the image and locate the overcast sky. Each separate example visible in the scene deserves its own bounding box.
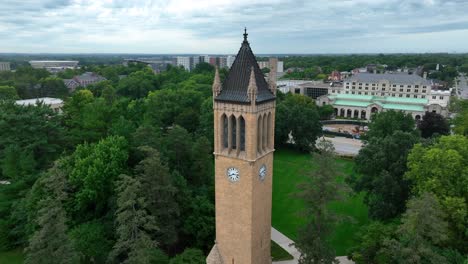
[1,0,468,54]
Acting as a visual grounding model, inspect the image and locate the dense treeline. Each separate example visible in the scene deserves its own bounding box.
[0,61,327,263]
[1,56,466,263]
[275,53,467,84]
[346,110,467,263]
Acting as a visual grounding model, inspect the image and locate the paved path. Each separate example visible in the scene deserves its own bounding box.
[271,227,354,264]
[316,137,363,156]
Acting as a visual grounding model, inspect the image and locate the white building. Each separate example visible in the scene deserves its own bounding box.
[315,73,451,120]
[192,56,201,70]
[0,62,10,71]
[176,57,191,71]
[16,97,64,113]
[227,56,235,68]
[29,60,79,73]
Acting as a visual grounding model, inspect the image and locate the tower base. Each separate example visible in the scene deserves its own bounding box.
[206,244,224,264]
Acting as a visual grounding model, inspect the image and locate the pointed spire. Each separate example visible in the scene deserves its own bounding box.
[247,66,257,104]
[212,66,221,97]
[243,27,248,44]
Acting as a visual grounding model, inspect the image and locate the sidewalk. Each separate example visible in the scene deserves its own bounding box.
[271,227,354,264]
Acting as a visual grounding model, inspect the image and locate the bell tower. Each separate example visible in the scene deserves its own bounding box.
[207,29,276,264]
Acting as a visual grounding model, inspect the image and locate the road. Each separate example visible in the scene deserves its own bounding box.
[455,74,468,99]
[316,136,363,156]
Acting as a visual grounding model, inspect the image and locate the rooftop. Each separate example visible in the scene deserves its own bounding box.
[329,94,428,112]
[215,29,275,104]
[16,97,63,106]
[345,73,432,85]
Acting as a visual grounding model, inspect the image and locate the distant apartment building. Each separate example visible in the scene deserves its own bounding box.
[0,62,11,71]
[29,60,79,73]
[257,59,284,73]
[191,56,201,70]
[201,55,210,63]
[227,56,236,68]
[176,57,191,71]
[64,72,106,91]
[218,57,227,68]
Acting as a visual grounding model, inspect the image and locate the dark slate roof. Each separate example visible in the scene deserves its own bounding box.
[215,30,275,104]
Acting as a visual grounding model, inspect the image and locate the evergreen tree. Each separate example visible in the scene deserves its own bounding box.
[294,140,346,264]
[382,193,450,264]
[107,174,158,264]
[24,165,79,264]
[135,147,180,249]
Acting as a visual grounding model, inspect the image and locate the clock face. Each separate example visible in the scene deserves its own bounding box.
[226,167,240,182]
[259,164,267,181]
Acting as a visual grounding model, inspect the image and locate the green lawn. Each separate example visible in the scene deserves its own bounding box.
[271,240,294,261]
[0,249,24,264]
[272,148,369,256]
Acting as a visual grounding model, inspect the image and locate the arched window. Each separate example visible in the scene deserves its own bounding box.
[222,114,228,149]
[267,112,272,149]
[230,115,237,150]
[240,116,245,151]
[263,113,267,151]
[257,115,263,153]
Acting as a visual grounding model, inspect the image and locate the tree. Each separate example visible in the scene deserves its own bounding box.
[117,68,159,99]
[0,101,64,170]
[381,193,450,264]
[348,221,396,264]
[365,110,415,140]
[0,85,18,100]
[190,136,213,187]
[417,111,450,138]
[405,135,468,251]
[318,104,334,120]
[294,140,346,264]
[350,131,419,220]
[67,136,128,220]
[24,165,79,264]
[107,174,159,264]
[39,77,68,98]
[135,147,180,249]
[169,248,205,264]
[70,221,113,263]
[145,89,203,133]
[275,94,322,151]
[197,97,214,145]
[182,194,215,251]
[161,126,193,177]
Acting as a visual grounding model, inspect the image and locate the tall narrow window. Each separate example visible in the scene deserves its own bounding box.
[267,113,272,149]
[257,115,263,153]
[230,115,237,150]
[222,114,228,149]
[263,113,267,151]
[240,116,245,151]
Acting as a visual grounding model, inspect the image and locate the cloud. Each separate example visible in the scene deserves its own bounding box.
[0,0,467,53]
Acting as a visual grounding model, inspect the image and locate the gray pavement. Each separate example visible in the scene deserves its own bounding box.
[316,137,363,156]
[271,227,355,264]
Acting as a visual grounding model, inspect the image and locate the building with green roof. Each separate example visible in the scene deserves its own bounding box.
[317,93,448,120]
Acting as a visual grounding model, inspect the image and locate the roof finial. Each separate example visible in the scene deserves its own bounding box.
[243,27,248,43]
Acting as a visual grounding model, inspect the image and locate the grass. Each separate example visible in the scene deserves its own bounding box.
[271,240,294,261]
[272,148,369,256]
[0,249,24,264]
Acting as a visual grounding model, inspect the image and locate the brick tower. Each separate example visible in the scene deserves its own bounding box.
[207,29,276,264]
